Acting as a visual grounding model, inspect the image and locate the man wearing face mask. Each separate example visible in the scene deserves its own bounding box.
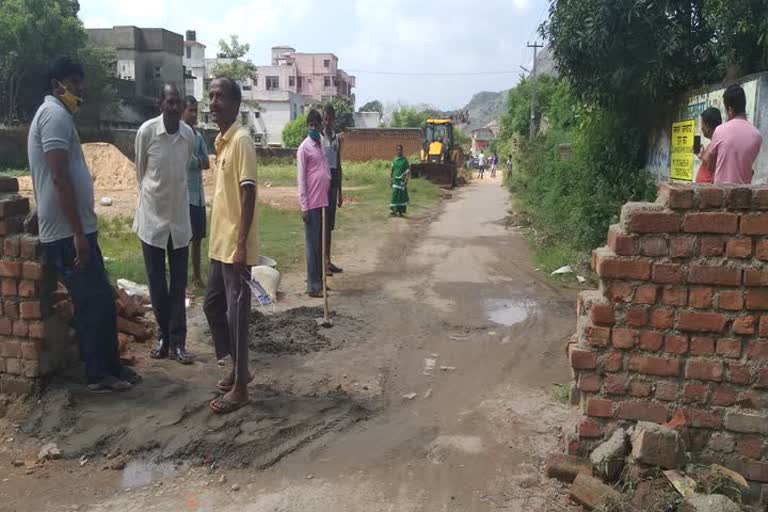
[134,84,195,364]
[27,56,140,391]
[296,109,331,298]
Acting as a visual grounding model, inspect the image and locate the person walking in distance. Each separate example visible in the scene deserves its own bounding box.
[181,96,210,287]
[28,56,140,391]
[702,84,763,184]
[490,151,498,178]
[204,77,259,414]
[390,145,410,217]
[477,151,486,179]
[297,109,331,298]
[321,104,343,276]
[135,84,195,364]
[506,155,513,180]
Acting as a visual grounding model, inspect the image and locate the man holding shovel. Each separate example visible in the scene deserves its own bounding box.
[297,109,331,298]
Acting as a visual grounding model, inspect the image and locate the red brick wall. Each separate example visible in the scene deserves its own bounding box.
[341,128,423,162]
[569,183,768,483]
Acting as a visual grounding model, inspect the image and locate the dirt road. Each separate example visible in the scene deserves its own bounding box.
[0,178,579,512]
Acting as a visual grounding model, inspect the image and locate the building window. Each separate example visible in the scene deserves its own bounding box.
[253,111,260,118]
[297,76,303,91]
[254,77,258,87]
[186,46,191,59]
[242,85,252,91]
[241,112,249,125]
[154,66,161,79]
[289,76,295,87]
[332,77,337,86]
[266,76,279,90]
[323,59,330,68]
[324,76,331,87]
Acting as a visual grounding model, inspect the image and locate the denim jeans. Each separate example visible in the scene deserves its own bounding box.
[42,233,122,384]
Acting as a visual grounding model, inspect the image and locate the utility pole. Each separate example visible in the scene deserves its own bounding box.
[527,41,543,139]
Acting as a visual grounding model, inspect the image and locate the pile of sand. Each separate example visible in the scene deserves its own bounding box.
[82,142,136,191]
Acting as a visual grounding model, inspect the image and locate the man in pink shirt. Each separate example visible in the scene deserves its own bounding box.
[297,109,331,297]
[704,84,763,184]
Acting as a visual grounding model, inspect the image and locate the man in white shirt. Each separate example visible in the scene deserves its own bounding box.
[478,151,486,179]
[134,84,195,364]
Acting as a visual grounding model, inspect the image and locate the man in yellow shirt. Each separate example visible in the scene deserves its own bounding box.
[203,77,258,414]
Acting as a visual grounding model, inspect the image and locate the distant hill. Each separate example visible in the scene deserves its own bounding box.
[461,90,508,132]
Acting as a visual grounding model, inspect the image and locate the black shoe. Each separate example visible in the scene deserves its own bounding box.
[173,347,193,365]
[150,338,169,359]
[328,263,343,274]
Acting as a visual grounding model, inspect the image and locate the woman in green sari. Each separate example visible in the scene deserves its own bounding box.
[390,145,410,217]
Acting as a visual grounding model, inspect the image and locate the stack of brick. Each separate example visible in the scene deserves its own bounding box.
[568,183,768,484]
[0,176,76,395]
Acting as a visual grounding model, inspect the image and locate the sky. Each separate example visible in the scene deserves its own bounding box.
[78,0,550,110]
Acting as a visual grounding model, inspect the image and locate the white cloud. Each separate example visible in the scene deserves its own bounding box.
[512,0,530,8]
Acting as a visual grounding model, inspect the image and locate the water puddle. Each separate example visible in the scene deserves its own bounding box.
[485,298,538,326]
[120,460,181,489]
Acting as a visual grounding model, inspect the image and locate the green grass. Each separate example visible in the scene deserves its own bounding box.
[98,161,440,290]
[0,168,31,177]
[258,160,393,187]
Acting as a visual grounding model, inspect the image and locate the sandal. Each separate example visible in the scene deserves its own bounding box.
[216,373,255,392]
[87,376,132,393]
[209,397,250,415]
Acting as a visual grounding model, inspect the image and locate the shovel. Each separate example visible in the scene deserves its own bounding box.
[317,207,332,328]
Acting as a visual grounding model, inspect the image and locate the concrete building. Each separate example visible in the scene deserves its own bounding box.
[248,90,305,147]
[183,30,206,101]
[353,112,382,128]
[471,127,495,153]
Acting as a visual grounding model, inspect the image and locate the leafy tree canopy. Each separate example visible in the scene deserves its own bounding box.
[359,100,383,113]
[282,113,307,148]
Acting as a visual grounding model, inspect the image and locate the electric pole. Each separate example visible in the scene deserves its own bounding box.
[527,41,543,139]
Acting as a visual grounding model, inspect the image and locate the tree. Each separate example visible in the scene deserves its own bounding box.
[0,0,87,123]
[282,113,307,148]
[211,35,256,82]
[327,96,354,131]
[499,75,575,139]
[359,100,383,113]
[454,126,470,146]
[77,44,118,124]
[217,34,249,59]
[390,106,429,128]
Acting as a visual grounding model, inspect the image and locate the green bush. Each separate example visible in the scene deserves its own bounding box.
[282,114,307,148]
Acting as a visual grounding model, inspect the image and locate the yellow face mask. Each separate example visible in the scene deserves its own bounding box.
[56,81,83,114]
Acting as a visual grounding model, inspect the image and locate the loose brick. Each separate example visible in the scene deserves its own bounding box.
[607,225,637,256]
[20,301,41,320]
[598,352,623,373]
[5,358,21,375]
[690,337,715,356]
[747,341,768,361]
[733,315,755,335]
[683,383,709,403]
[629,381,653,398]
[628,355,680,377]
[741,213,768,235]
[724,412,768,435]
[755,368,768,389]
[590,303,615,327]
[678,408,723,429]
[726,237,752,258]
[27,320,44,339]
[612,328,637,349]
[11,320,27,337]
[670,236,696,258]
[0,317,11,335]
[725,187,753,209]
[761,316,768,337]
[685,359,723,382]
[744,269,768,287]
[719,290,745,311]
[708,432,736,453]
[0,337,21,357]
[640,236,668,257]
[633,285,658,305]
[639,330,664,351]
[625,209,682,234]
[1,278,17,296]
[662,287,687,307]
[684,212,739,233]
[737,391,765,409]
[616,401,668,423]
[700,236,725,257]
[664,335,688,355]
[597,257,652,281]
[711,386,738,407]
[19,236,39,260]
[753,187,768,209]
[21,261,43,280]
[0,217,24,236]
[578,373,602,393]
[4,300,18,319]
[650,308,675,329]
[605,374,628,395]
[578,419,603,439]
[746,289,768,310]
[757,240,768,261]
[688,265,742,287]
[0,196,29,218]
[697,187,724,208]
[658,183,695,209]
[677,311,727,333]
[689,288,714,309]
[586,398,613,418]
[716,338,742,358]
[655,381,678,401]
[570,348,597,370]
[20,340,39,360]
[605,282,635,303]
[737,436,764,459]
[0,260,21,278]
[652,263,684,284]
[728,363,752,385]
[584,326,611,348]
[625,307,647,327]
[0,176,19,193]
[2,235,19,257]
[17,280,36,298]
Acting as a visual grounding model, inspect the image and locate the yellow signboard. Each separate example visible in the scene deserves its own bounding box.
[671,120,695,181]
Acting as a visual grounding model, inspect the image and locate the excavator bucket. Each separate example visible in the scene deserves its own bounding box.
[411,162,458,188]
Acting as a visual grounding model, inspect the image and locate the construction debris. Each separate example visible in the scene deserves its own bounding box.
[630,422,686,470]
[680,494,741,512]
[568,473,620,510]
[545,453,592,484]
[664,470,697,498]
[589,428,628,482]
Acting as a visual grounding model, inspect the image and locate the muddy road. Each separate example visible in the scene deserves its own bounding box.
[0,178,580,512]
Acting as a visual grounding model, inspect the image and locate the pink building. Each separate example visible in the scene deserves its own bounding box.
[252,46,356,105]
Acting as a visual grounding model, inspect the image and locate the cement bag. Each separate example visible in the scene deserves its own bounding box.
[251,265,280,302]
